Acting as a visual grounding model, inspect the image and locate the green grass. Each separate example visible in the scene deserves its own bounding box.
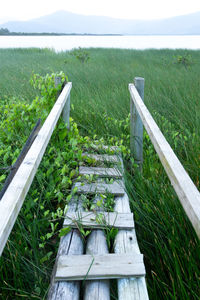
[0,48,199,299]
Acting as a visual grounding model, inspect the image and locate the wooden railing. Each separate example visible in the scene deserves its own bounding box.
[129,77,200,239]
[0,82,72,256]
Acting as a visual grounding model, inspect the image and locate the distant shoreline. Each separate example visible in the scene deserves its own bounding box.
[0,33,123,36]
[0,33,199,36]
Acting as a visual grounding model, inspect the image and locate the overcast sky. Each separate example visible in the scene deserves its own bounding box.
[1,0,200,22]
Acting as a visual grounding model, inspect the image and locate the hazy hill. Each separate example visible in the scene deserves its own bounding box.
[2,10,200,34]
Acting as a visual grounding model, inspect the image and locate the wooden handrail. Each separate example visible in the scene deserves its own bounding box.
[0,82,72,256]
[129,81,200,239]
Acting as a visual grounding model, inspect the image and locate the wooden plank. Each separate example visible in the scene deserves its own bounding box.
[64,211,134,229]
[90,144,120,152]
[48,197,83,300]
[79,166,122,177]
[74,181,124,195]
[84,195,110,300]
[82,153,119,163]
[114,194,149,300]
[129,83,200,239]
[0,82,72,257]
[55,254,145,281]
[114,155,149,300]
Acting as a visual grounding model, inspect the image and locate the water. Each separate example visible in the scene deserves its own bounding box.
[0,35,200,51]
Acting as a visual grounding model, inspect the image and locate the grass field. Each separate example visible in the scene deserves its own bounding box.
[0,48,199,299]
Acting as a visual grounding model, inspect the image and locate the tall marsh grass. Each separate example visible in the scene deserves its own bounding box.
[0,48,199,299]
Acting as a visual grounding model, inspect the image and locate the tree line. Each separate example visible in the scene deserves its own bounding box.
[0,28,122,36]
[0,28,10,35]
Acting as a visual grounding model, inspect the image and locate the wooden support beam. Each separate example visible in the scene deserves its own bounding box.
[114,195,149,300]
[84,195,110,300]
[48,197,84,300]
[64,212,134,229]
[114,156,149,300]
[55,254,145,281]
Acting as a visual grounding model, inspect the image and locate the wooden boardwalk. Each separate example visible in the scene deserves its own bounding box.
[48,146,149,300]
[1,77,199,299]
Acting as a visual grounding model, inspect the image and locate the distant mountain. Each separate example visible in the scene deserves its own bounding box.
[0,17,18,25]
[2,10,200,35]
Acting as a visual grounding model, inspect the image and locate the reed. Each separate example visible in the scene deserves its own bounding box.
[0,48,199,299]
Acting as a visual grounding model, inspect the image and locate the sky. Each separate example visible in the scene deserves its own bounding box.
[0,0,200,23]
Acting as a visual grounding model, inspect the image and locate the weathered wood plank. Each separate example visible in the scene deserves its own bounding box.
[0,82,72,256]
[55,254,145,281]
[114,194,149,300]
[129,83,200,239]
[90,144,120,152]
[84,196,110,300]
[114,155,149,300]
[48,197,83,300]
[64,211,134,229]
[79,166,122,178]
[74,181,124,195]
[82,153,119,163]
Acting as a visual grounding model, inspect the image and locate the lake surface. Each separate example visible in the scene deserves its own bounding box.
[0,35,200,51]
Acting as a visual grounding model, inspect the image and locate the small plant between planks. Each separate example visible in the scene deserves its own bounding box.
[48,144,148,300]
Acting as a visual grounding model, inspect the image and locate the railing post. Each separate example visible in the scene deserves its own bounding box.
[130,77,145,171]
[54,76,62,89]
[62,92,70,130]
[55,76,70,130]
